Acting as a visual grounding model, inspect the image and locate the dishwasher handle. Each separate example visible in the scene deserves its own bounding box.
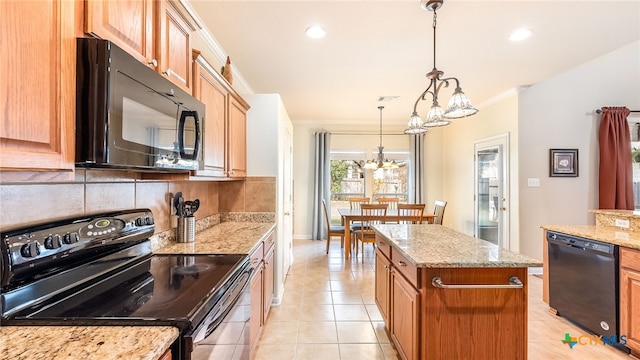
[547,231,616,255]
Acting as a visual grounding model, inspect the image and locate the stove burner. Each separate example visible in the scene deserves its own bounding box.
[172,263,214,276]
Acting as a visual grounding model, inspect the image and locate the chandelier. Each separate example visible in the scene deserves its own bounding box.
[404,0,478,135]
[364,106,398,170]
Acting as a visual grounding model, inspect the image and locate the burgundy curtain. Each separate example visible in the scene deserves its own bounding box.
[599,106,633,209]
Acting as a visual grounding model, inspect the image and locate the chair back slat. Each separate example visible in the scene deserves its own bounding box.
[377,197,399,210]
[360,203,388,229]
[349,197,370,210]
[398,203,425,224]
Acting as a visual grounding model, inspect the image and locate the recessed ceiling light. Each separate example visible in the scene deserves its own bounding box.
[509,28,533,42]
[305,26,326,39]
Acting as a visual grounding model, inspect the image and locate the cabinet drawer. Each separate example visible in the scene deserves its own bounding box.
[376,234,391,259]
[250,242,264,272]
[264,232,275,256]
[621,247,640,271]
[391,249,418,287]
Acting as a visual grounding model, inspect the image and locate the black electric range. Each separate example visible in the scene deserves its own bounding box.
[1,209,252,360]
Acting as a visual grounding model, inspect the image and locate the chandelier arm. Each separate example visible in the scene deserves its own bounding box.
[439,76,461,90]
[412,82,435,113]
[432,78,451,100]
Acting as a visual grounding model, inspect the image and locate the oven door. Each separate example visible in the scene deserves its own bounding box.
[184,263,252,360]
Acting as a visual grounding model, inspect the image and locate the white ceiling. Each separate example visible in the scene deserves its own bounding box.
[186,0,640,125]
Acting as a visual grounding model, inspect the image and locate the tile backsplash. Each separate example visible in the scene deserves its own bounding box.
[0,169,276,233]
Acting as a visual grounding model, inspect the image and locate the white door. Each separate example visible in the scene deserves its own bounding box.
[474,134,510,249]
[282,128,294,273]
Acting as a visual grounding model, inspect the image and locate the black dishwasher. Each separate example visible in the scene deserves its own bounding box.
[547,231,619,340]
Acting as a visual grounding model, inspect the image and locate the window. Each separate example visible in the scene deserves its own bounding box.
[328,150,409,223]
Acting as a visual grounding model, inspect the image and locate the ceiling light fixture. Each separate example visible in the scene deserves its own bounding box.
[404,0,478,135]
[305,26,326,39]
[365,106,399,170]
[509,28,533,42]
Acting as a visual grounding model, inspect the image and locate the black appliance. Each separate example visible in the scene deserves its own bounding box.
[76,38,204,171]
[547,231,621,342]
[0,209,251,360]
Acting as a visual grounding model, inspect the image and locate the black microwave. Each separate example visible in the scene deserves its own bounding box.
[76,38,204,171]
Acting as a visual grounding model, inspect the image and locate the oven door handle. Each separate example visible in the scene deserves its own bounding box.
[186,266,252,345]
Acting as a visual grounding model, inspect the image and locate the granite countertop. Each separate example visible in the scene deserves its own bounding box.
[154,222,276,255]
[541,224,640,250]
[373,224,542,268]
[0,326,178,360]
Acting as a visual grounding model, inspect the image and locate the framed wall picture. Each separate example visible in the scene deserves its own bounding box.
[549,149,578,177]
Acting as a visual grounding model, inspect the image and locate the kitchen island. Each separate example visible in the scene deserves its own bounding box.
[373,224,541,360]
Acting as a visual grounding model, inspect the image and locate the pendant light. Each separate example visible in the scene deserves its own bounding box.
[365,106,398,170]
[404,0,478,135]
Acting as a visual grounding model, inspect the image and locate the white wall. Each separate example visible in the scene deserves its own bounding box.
[436,94,520,248]
[517,40,640,261]
[292,122,409,239]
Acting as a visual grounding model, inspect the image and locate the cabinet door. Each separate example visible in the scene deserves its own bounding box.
[158,0,192,92]
[227,96,247,178]
[391,270,419,360]
[621,248,640,356]
[193,62,227,177]
[85,0,155,67]
[375,249,391,326]
[0,0,75,172]
[262,248,275,322]
[249,268,263,352]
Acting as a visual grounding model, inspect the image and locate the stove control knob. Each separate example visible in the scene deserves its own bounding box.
[63,233,79,244]
[44,235,62,249]
[21,241,41,258]
[145,217,154,225]
[135,217,144,227]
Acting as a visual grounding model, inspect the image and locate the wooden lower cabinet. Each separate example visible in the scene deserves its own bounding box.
[621,247,640,357]
[375,250,391,325]
[375,235,528,360]
[248,232,276,355]
[158,347,172,360]
[391,268,419,360]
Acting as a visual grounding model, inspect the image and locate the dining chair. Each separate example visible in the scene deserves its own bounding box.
[377,197,399,210]
[397,203,425,224]
[349,197,370,210]
[348,197,371,238]
[433,200,447,225]
[353,203,387,261]
[322,199,345,254]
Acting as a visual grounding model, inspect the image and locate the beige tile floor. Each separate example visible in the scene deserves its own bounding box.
[254,239,633,360]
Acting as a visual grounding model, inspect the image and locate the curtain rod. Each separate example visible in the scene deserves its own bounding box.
[596,109,640,114]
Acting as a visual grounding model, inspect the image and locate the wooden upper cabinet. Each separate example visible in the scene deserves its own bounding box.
[0,0,75,172]
[85,0,197,92]
[228,96,248,178]
[192,51,249,179]
[158,0,193,92]
[193,56,227,177]
[84,0,155,66]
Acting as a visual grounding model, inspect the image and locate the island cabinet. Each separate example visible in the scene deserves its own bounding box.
[373,225,538,360]
[249,230,275,354]
[0,0,76,174]
[192,51,249,179]
[84,0,197,92]
[621,247,640,357]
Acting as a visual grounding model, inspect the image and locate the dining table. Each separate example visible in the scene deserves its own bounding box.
[337,208,437,259]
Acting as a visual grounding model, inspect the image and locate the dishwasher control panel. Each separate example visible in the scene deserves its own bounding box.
[546,231,616,254]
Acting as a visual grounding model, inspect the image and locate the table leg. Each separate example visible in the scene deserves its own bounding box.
[344,216,351,259]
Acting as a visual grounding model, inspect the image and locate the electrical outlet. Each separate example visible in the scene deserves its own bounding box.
[527,178,540,187]
[615,219,630,228]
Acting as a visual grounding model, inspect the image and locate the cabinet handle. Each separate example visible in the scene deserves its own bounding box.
[148,59,158,67]
[431,276,523,289]
[397,261,407,267]
[251,258,259,265]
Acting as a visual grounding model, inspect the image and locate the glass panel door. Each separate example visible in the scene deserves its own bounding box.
[474,134,510,249]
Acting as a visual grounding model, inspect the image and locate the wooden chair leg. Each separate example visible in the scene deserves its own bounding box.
[326,235,330,254]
